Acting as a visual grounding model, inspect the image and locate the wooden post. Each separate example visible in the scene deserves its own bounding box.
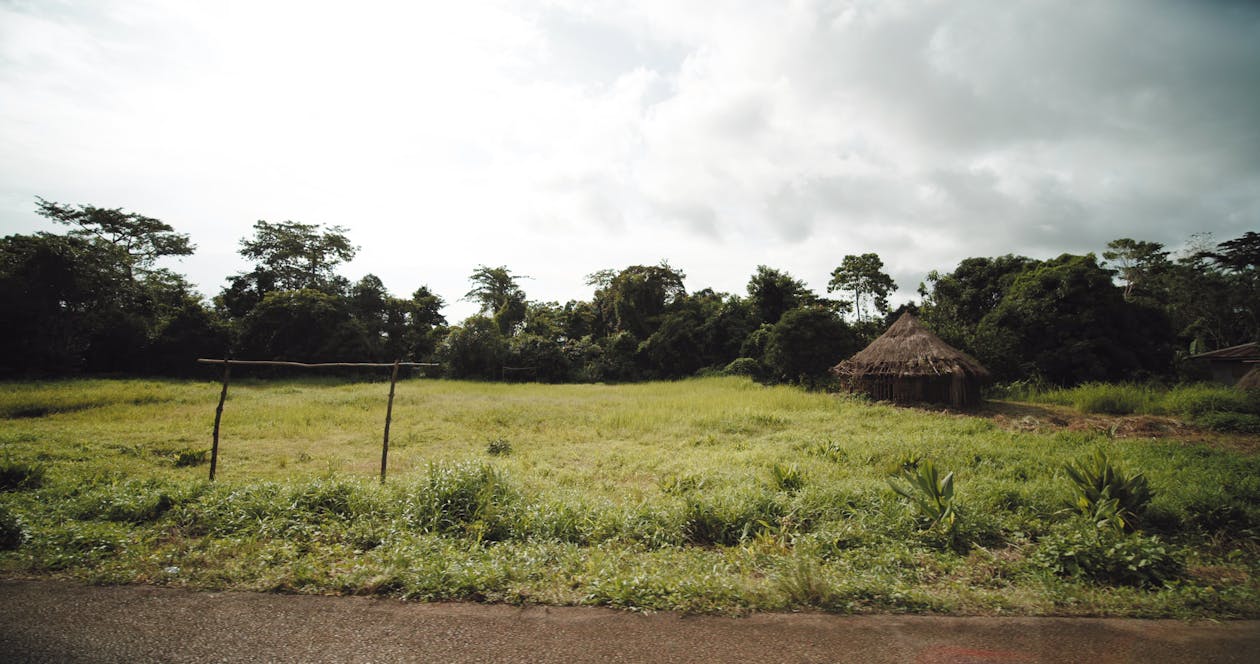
[380,359,401,483]
[210,360,231,481]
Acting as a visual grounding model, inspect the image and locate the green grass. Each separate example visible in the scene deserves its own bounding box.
[1,376,1258,616]
[1006,381,1260,421]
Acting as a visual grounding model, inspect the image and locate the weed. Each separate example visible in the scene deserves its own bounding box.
[658,473,707,495]
[811,439,847,463]
[485,438,512,456]
[776,557,839,607]
[172,448,209,467]
[888,460,959,536]
[0,460,46,491]
[770,463,805,493]
[1064,450,1152,532]
[1033,523,1183,588]
[403,462,516,542]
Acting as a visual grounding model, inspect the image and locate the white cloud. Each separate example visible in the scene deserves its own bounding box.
[1,0,1257,321]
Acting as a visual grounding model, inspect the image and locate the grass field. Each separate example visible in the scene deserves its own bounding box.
[1,376,1258,616]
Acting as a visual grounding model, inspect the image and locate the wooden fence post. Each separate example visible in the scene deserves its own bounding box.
[380,359,400,483]
[210,360,231,481]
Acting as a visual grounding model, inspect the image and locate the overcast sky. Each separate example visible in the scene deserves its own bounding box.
[2,0,1257,322]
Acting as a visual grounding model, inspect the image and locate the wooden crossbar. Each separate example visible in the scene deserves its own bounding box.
[198,357,438,482]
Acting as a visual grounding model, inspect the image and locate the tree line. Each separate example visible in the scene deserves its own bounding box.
[1,198,1256,386]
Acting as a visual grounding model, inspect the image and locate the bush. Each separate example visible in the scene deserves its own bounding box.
[723,357,762,377]
[172,449,209,467]
[1034,526,1182,588]
[0,460,46,491]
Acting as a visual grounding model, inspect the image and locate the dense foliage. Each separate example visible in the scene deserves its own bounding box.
[2,198,1257,385]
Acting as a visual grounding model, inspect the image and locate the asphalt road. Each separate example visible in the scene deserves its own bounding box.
[2,580,1258,663]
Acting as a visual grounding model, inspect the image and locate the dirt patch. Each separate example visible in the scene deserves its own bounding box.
[980,400,1260,454]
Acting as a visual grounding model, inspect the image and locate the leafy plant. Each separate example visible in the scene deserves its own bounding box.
[1064,450,1152,532]
[172,448,209,467]
[885,452,922,476]
[0,459,46,491]
[888,460,958,535]
[770,463,805,493]
[1034,525,1182,588]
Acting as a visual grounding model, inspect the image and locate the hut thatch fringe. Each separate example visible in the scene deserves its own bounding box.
[1239,365,1260,391]
[831,313,990,408]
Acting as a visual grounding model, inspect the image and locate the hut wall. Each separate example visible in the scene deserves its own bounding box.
[851,375,981,408]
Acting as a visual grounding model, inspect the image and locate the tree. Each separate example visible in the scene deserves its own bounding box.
[34,197,193,276]
[977,254,1173,384]
[464,265,528,335]
[1102,238,1170,301]
[236,289,370,363]
[746,265,813,325]
[407,286,448,361]
[917,255,1038,354]
[0,233,130,372]
[762,306,861,386]
[219,221,357,317]
[828,253,896,324]
[587,262,687,339]
[440,315,507,380]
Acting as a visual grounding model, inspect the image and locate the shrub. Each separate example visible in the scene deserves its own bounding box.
[1064,450,1152,532]
[485,438,512,456]
[723,357,762,377]
[0,460,46,491]
[1034,525,1182,588]
[172,449,209,467]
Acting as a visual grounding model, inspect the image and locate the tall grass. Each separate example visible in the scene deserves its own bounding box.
[1,376,1258,616]
[1003,381,1260,419]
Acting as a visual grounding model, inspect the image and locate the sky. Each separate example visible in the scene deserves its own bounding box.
[2,0,1258,323]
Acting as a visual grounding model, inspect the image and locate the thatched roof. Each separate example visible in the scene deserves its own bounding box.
[831,312,990,379]
[1239,364,1260,390]
[1191,342,1260,361]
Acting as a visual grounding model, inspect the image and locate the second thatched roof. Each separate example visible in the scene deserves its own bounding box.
[1239,364,1260,390]
[831,312,990,379]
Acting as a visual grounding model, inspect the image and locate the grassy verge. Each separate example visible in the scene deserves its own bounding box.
[1,376,1258,616]
[995,381,1260,432]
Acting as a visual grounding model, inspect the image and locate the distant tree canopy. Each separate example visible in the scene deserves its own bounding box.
[35,197,194,275]
[828,253,896,324]
[6,196,1257,386]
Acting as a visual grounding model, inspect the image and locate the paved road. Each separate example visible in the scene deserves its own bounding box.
[2,580,1258,663]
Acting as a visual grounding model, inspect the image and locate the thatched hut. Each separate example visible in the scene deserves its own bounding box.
[830,313,990,408]
[1239,364,1260,391]
[1190,342,1260,386]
